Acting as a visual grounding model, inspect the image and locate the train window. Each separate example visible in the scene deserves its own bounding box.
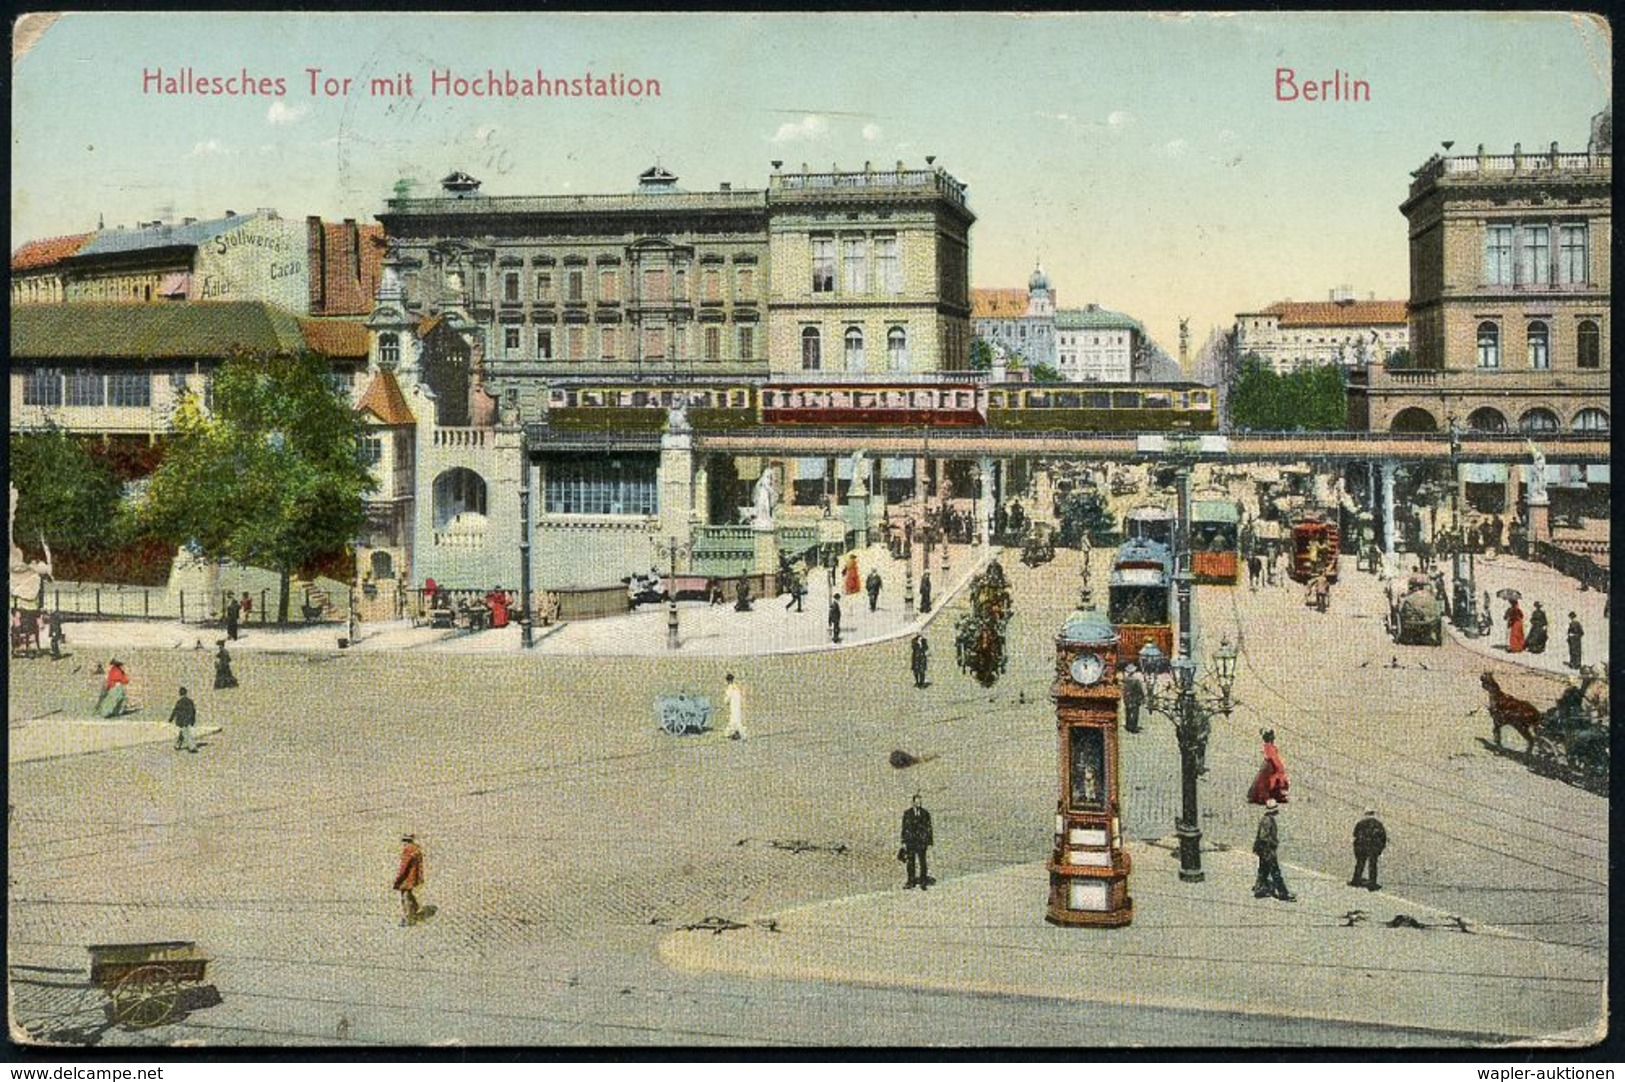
[762,390,778,409]
[1144,394,1171,409]
[1111,391,1141,409]
[730,390,748,409]
[583,390,605,406]
[1029,391,1052,408]
[989,391,1006,409]
[957,392,972,409]
[856,392,877,409]
[630,391,650,408]
[548,389,568,407]
[1191,391,1212,408]
[1083,392,1110,409]
[1054,392,1080,409]
[692,391,714,407]
[830,392,852,409]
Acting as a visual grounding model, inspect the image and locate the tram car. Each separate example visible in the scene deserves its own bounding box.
[545,383,756,432]
[1190,499,1240,584]
[1124,504,1177,549]
[986,383,1216,432]
[1289,512,1341,584]
[1108,538,1174,665]
[759,382,984,426]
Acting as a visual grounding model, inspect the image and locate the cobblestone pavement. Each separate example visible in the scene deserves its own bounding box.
[6,540,1606,1047]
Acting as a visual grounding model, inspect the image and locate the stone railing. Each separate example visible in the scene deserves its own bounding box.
[1412,149,1610,196]
[770,167,969,208]
[433,427,490,449]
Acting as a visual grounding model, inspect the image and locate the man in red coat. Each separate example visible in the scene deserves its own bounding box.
[394,834,424,926]
[1247,729,1290,804]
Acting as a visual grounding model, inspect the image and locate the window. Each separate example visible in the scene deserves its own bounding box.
[736,266,755,298]
[66,369,104,407]
[801,326,821,370]
[1576,319,1601,368]
[811,237,835,293]
[599,269,619,302]
[643,267,668,302]
[503,271,520,303]
[566,325,585,361]
[643,325,666,360]
[601,326,619,361]
[738,325,754,361]
[23,368,61,406]
[432,467,488,529]
[1520,225,1550,286]
[703,269,721,303]
[844,327,864,370]
[360,436,384,466]
[842,238,867,293]
[536,272,553,301]
[1484,225,1513,285]
[874,236,900,294]
[1560,225,1589,284]
[1572,408,1609,432]
[474,269,488,300]
[378,332,400,368]
[887,326,908,371]
[504,326,521,352]
[1467,407,1507,433]
[704,325,721,362]
[567,269,584,303]
[544,456,658,516]
[1527,321,1549,369]
[1476,322,1500,368]
[536,328,553,360]
[1519,408,1560,433]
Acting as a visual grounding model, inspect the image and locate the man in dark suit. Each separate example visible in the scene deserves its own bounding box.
[828,595,842,644]
[866,568,883,613]
[1350,808,1388,890]
[901,793,935,890]
[1251,799,1294,901]
[169,687,199,753]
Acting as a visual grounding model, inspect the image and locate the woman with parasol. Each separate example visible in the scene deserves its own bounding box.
[1499,589,1525,653]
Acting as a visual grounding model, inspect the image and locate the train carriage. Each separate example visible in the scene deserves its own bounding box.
[1124,504,1177,549]
[986,382,1216,432]
[1108,538,1174,665]
[759,383,985,427]
[544,384,757,433]
[1191,499,1240,584]
[1289,512,1341,584]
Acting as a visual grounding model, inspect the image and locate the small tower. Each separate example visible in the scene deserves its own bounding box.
[1027,260,1054,318]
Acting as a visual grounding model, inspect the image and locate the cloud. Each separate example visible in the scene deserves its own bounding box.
[266,101,308,126]
[1162,139,1188,158]
[770,114,830,144]
[1106,110,1133,128]
[186,139,231,158]
[861,122,882,142]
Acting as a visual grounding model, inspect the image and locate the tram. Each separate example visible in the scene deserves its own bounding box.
[1289,512,1341,584]
[545,384,756,432]
[1124,505,1177,549]
[1108,538,1174,665]
[1190,499,1240,584]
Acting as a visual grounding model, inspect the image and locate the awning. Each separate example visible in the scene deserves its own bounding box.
[881,458,915,479]
[1586,464,1610,484]
[1460,463,1508,484]
[157,272,191,298]
[795,457,826,480]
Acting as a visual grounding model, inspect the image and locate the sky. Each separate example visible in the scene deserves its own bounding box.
[11,11,1611,358]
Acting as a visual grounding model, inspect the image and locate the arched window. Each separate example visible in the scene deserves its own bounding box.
[1476,322,1500,369]
[1391,407,1438,433]
[887,326,908,372]
[1576,320,1601,369]
[801,326,821,371]
[844,327,864,371]
[1519,408,1560,434]
[1572,408,1609,432]
[1526,321,1548,370]
[1466,407,1508,433]
[378,332,400,369]
[432,467,488,530]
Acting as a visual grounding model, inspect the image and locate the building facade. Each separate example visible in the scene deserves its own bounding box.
[1349,120,1611,436]
[1234,289,1408,374]
[1055,304,1143,382]
[971,264,1056,370]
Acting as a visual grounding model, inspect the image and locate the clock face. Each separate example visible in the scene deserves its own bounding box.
[1069,653,1106,686]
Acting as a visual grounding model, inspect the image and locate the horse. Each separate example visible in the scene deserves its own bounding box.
[1480,672,1543,754]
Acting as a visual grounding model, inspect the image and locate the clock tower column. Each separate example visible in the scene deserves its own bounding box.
[1047,608,1133,927]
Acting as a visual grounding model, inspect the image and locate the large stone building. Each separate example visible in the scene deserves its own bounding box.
[1349,118,1610,437]
[972,268,1156,382]
[1055,304,1144,382]
[971,264,1056,369]
[1234,289,1408,373]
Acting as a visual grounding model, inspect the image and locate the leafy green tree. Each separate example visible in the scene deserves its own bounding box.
[969,337,996,372]
[1384,347,1414,369]
[8,429,125,558]
[1055,489,1116,548]
[1029,363,1063,383]
[139,351,376,623]
[1228,353,1279,430]
[1228,354,1346,431]
[954,559,1013,687]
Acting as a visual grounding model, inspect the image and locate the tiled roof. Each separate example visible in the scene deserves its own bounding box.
[971,288,1030,319]
[355,368,416,426]
[1056,306,1143,332]
[72,213,258,258]
[297,318,370,360]
[311,220,387,316]
[11,301,310,360]
[1255,300,1408,327]
[416,314,446,337]
[11,232,95,271]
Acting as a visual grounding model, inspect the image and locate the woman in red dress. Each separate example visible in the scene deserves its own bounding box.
[486,585,510,629]
[1247,729,1290,804]
[843,553,861,596]
[1505,599,1525,653]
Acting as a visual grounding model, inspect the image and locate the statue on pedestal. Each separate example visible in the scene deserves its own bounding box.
[847,449,870,498]
[1525,439,1548,505]
[752,466,778,529]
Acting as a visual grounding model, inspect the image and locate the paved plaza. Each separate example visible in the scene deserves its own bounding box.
[6,537,1608,1048]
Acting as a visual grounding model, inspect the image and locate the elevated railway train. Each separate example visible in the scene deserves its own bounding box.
[542,378,1217,434]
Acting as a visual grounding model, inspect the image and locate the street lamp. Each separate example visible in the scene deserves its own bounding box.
[1446,417,1478,634]
[1143,637,1240,882]
[518,423,538,649]
[651,534,694,650]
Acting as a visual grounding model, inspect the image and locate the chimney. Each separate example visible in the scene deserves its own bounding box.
[225,210,236,218]
[719,182,731,192]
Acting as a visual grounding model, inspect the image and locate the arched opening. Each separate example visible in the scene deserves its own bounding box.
[432,467,488,530]
[1476,322,1500,369]
[378,332,400,369]
[370,550,395,579]
[801,326,821,371]
[1577,320,1601,369]
[1466,407,1507,434]
[1519,408,1560,434]
[1572,408,1609,433]
[844,326,864,370]
[1526,321,1549,370]
[1390,407,1437,433]
[887,326,908,371]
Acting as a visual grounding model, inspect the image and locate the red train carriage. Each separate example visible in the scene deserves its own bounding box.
[1191,499,1240,585]
[1109,539,1174,665]
[1289,513,1341,584]
[759,383,985,426]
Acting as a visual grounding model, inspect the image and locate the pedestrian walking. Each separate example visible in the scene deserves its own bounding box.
[784,567,806,612]
[1504,598,1525,653]
[46,610,64,659]
[1247,729,1290,804]
[213,640,238,689]
[843,553,861,596]
[240,591,253,623]
[910,634,930,688]
[918,570,933,614]
[95,658,130,718]
[393,834,425,926]
[1525,601,1549,654]
[1121,663,1145,733]
[900,793,935,890]
[169,686,198,753]
[1251,799,1295,901]
[828,595,843,644]
[1566,612,1584,669]
[1349,808,1387,891]
[723,672,747,741]
[224,594,239,641]
[1247,552,1263,591]
[866,568,883,613]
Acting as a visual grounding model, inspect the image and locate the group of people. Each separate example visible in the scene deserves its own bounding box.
[9,605,64,659]
[1499,598,1586,668]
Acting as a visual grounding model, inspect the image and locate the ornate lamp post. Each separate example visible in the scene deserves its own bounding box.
[519,423,537,648]
[1143,638,1239,882]
[1446,417,1478,635]
[651,534,694,650]
[904,515,915,613]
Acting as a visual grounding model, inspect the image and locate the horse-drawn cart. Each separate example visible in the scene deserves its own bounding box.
[655,692,712,736]
[88,941,211,1029]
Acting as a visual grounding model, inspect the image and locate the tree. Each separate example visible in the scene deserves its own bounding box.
[1055,488,1116,548]
[1029,363,1063,383]
[1384,347,1414,369]
[954,559,1013,687]
[969,337,996,372]
[1228,354,1346,432]
[8,429,124,558]
[139,351,377,623]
